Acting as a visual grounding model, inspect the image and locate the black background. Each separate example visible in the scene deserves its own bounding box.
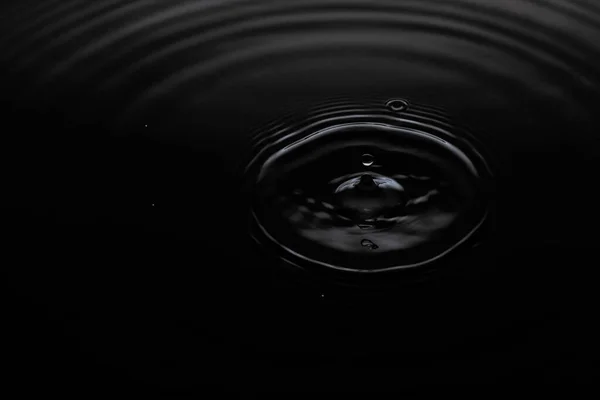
[2,0,600,394]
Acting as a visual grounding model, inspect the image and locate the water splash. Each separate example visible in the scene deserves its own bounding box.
[244,98,494,274]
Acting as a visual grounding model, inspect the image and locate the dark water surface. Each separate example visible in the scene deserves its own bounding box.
[2,0,600,392]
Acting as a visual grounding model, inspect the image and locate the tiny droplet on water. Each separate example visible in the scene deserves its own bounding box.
[362,153,374,167]
[386,99,408,112]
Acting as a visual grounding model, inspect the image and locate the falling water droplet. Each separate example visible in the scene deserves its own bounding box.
[362,153,375,167]
[361,239,379,250]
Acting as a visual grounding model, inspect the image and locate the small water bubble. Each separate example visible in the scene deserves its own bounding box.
[362,153,374,167]
[361,239,379,250]
[386,99,408,112]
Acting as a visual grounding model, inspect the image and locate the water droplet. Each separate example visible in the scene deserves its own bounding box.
[386,99,408,112]
[244,99,493,274]
[361,239,379,250]
[362,153,374,167]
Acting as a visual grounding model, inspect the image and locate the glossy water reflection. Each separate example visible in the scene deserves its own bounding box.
[244,99,494,273]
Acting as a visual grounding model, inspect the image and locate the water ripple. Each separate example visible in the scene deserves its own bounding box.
[243,99,493,273]
[1,0,599,255]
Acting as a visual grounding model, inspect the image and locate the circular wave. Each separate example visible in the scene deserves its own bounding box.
[243,98,494,275]
[2,0,600,131]
[1,0,598,254]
